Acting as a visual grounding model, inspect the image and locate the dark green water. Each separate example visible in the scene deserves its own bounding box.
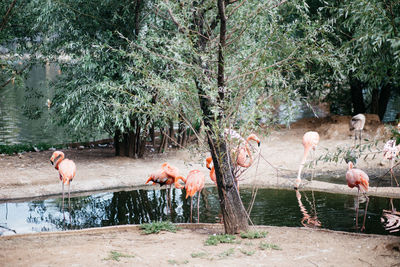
[1,187,399,236]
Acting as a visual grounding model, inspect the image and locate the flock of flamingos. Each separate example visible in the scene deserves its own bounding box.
[49,113,400,231]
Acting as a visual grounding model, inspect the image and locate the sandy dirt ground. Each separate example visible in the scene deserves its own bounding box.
[1,115,400,266]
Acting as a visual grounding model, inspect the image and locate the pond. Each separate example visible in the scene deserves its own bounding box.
[1,187,399,236]
[0,63,107,145]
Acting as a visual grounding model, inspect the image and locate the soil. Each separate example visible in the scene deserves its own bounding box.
[1,114,400,266]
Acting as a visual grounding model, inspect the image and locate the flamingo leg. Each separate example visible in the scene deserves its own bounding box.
[361,195,369,232]
[62,182,65,220]
[355,189,359,231]
[197,191,201,223]
[190,196,193,223]
[390,159,399,187]
[310,150,315,182]
[68,183,71,211]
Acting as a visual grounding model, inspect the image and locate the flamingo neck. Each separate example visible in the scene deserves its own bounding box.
[54,154,64,170]
[296,145,311,182]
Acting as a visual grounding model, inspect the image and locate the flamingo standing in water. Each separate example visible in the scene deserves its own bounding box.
[346,161,369,231]
[295,131,320,189]
[50,151,76,215]
[349,114,366,145]
[206,157,216,185]
[184,170,205,223]
[145,163,185,210]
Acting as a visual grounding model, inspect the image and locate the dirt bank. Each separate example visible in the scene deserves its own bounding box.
[1,224,399,267]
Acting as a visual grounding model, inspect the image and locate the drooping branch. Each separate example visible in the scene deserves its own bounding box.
[0,0,17,32]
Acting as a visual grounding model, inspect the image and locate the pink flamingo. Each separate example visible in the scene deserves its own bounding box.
[295,131,320,189]
[235,134,261,168]
[205,157,216,185]
[145,163,186,210]
[383,140,400,187]
[346,161,369,231]
[50,151,76,214]
[349,114,366,146]
[185,170,205,223]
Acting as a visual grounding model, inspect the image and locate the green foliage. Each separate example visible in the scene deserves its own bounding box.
[139,221,178,234]
[204,234,236,246]
[316,140,381,165]
[103,251,135,261]
[240,230,268,239]
[259,242,282,251]
[0,143,64,155]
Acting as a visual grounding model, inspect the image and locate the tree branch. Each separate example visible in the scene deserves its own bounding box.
[0,0,17,32]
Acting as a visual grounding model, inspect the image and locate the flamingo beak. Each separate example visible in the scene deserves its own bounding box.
[258,142,260,147]
[50,159,54,165]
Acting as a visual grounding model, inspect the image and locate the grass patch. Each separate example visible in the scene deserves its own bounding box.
[205,234,236,246]
[191,252,208,259]
[167,259,189,265]
[259,242,282,250]
[240,249,255,256]
[240,230,268,239]
[140,221,178,234]
[103,251,135,261]
[218,248,235,258]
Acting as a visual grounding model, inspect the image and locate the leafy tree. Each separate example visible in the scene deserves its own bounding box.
[320,0,400,119]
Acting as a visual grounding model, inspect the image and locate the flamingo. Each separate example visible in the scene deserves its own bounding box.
[295,131,320,189]
[346,161,369,231]
[145,163,185,210]
[235,134,261,168]
[224,129,261,188]
[205,156,216,185]
[383,140,400,187]
[349,114,366,145]
[184,170,205,223]
[50,151,76,216]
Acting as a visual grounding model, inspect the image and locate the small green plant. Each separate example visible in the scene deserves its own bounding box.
[259,242,282,250]
[205,234,236,246]
[240,230,268,239]
[190,252,208,259]
[167,259,189,265]
[218,248,235,258]
[140,221,178,234]
[103,251,135,261]
[240,249,255,256]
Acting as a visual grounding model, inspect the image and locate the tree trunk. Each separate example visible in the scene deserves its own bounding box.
[191,0,249,234]
[378,83,392,121]
[349,73,366,114]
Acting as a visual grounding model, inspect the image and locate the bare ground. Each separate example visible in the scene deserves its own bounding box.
[1,115,400,266]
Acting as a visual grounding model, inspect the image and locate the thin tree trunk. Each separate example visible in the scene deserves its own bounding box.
[349,73,366,114]
[378,83,392,121]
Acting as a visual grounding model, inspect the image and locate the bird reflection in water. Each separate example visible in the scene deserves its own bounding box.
[381,198,400,233]
[295,190,321,228]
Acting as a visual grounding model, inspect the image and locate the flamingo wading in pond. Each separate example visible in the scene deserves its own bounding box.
[295,131,320,189]
[185,170,205,223]
[50,151,76,215]
[145,162,186,210]
[346,161,369,231]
